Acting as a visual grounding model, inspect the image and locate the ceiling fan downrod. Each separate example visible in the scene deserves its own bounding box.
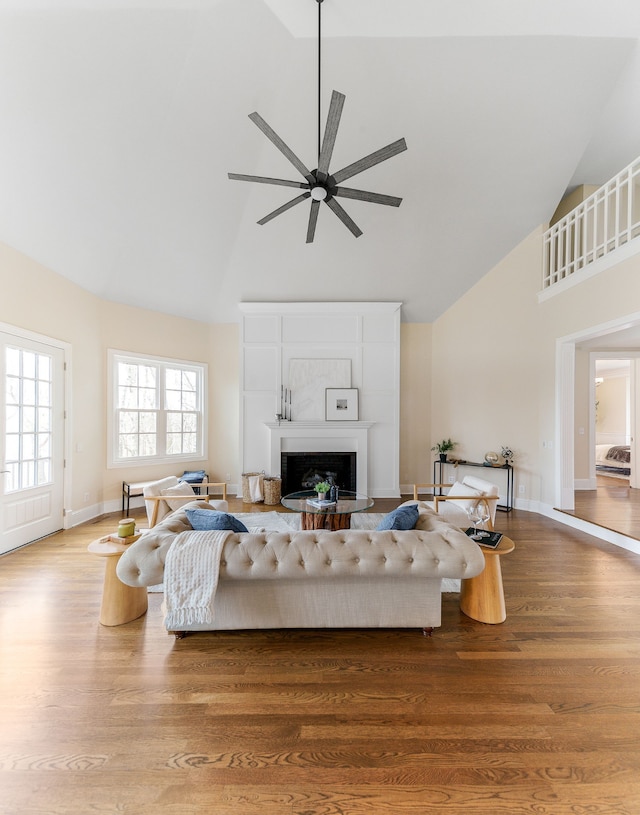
[317,0,324,166]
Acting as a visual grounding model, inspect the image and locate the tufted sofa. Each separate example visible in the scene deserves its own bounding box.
[116,500,485,636]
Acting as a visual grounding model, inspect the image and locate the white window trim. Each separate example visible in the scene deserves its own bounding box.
[107,349,208,469]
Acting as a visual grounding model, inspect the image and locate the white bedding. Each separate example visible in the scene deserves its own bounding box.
[595,444,631,471]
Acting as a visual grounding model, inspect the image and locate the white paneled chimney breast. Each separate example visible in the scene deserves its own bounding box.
[240,302,401,498]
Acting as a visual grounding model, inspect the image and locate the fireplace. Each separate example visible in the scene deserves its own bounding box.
[265,420,373,496]
[281,451,356,494]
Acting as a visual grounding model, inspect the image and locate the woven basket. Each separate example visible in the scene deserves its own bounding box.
[263,477,282,506]
[241,472,263,503]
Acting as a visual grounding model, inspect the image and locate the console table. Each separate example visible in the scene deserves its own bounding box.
[433,459,514,512]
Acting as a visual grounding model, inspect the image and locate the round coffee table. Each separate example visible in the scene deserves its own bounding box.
[281,490,374,531]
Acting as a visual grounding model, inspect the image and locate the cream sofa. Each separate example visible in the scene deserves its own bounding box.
[117,500,485,637]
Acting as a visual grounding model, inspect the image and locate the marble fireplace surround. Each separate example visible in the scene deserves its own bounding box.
[265,421,374,497]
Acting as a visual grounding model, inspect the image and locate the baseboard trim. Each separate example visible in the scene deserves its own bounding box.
[574,478,597,490]
[67,502,107,528]
[539,503,640,555]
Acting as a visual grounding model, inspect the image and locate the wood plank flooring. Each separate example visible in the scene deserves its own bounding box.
[1,499,640,814]
[565,475,640,540]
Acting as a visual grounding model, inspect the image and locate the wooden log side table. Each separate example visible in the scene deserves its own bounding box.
[460,535,515,624]
[299,510,352,531]
[280,490,374,531]
[88,536,148,626]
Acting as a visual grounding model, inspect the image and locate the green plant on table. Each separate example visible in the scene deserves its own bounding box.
[315,481,331,494]
[431,439,457,455]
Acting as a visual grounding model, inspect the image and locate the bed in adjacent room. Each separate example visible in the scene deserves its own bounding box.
[595,443,631,476]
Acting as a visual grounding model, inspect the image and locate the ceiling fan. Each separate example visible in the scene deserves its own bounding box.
[228,0,407,243]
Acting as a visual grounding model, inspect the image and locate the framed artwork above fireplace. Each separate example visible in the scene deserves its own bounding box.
[326,388,359,421]
[289,358,351,421]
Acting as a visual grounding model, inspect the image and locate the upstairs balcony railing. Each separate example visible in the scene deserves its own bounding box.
[542,156,640,290]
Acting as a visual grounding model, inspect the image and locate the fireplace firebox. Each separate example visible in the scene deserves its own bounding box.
[281,452,357,495]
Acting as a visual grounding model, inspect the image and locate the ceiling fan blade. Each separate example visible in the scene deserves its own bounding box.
[306,199,321,243]
[331,138,407,185]
[334,186,402,207]
[248,112,315,183]
[228,173,309,190]
[325,197,363,238]
[317,90,345,183]
[257,192,311,226]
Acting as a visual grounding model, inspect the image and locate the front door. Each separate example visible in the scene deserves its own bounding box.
[0,331,65,555]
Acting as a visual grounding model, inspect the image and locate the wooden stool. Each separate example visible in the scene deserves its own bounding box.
[88,537,148,626]
[460,536,515,624]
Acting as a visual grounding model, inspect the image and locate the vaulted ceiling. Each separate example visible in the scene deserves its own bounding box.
[1,0,640,323]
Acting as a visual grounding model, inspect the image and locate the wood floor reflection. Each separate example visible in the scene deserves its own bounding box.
[568,474,640,540]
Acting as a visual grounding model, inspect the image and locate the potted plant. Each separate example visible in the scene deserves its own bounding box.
[315,480,332,499]
[431,439,456,462]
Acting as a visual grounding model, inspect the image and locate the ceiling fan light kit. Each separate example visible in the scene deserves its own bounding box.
[228,0,407,243]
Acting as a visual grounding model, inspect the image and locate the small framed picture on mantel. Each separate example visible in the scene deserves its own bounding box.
[326,388,359,421]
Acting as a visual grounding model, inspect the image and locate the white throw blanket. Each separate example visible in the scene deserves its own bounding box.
[164,529,232,630]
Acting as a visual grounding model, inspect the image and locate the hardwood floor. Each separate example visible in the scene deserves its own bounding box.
[2,499,640,814]
[566,475,640,540]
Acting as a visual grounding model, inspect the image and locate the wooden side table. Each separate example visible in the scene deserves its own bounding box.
[300,510,352,531]
[88,537,148,626]
[460,536,515,624]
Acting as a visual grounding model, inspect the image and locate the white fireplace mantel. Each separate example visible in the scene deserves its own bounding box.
[265,421,374,496]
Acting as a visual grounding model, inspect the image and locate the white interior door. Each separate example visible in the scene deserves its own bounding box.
[0,331,65,555]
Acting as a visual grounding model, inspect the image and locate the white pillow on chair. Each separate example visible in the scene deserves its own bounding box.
[161,481,196,510]
[432,481,481,527]
[461,475,499,525]
[143,476,181,526]
[445,481,483,511]
[438,480,499,528]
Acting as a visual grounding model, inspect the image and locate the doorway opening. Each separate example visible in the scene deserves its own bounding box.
[557,313,640,541]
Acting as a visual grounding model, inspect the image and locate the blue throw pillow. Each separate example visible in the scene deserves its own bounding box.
[185,509,248,533]
[375,504,419,531]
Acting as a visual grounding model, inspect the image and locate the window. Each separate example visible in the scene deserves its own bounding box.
[108,351,206,466]
[4,346,53,491]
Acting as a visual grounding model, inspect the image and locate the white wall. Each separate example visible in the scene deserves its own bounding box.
[431,225,640,511]
[0,241,240,522]
[5,219,640,524]
[240,302,401,498]
[596,372,629,444]
[431,228,545,505]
